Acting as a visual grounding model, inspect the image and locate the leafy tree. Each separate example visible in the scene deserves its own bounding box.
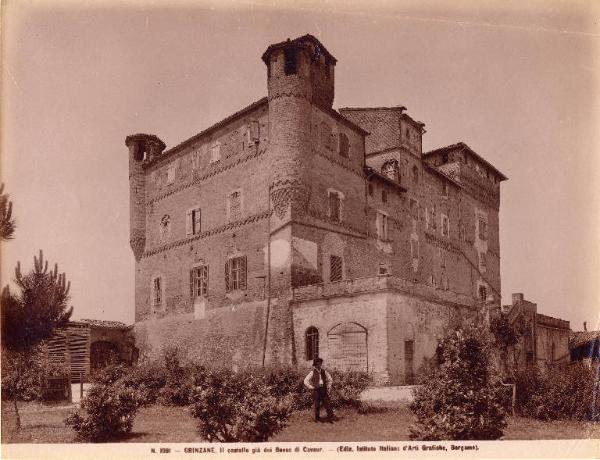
[0,183,15,241]
[409,325,507,440]
[1,250,72,428]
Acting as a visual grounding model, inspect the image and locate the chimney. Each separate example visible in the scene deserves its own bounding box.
[512,293,524,305]
[584,321,587,332]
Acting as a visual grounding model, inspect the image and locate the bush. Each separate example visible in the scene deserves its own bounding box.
[65,383,141,442]
[409,326,507,440]
[329,369,371,409]
[189,368,294,442]
[515,363,600,421]
[90,363,131,386]
[2,348,70,402]
[156,347,194,406]
[117,362,167,407]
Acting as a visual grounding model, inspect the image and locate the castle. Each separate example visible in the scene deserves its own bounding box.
[125,35,509,384]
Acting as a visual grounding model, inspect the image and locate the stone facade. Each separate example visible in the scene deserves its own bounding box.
[503,293,571,371]
[126,34,511,384]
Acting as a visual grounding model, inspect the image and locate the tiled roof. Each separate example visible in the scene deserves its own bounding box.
[423,142,508,181]
[262,34,337,64]
[76,319,131,330]
[570,330,600,349]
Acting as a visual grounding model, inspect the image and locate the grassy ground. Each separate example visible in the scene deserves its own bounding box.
[2,401,599,443]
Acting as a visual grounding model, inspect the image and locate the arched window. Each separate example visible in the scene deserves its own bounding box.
[305,327,319,361]
[412,165,419,184]
[338,133,350,158]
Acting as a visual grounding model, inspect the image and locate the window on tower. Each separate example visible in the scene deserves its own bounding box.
[284,46,297,75]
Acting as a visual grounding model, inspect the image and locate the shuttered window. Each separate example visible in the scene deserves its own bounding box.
[225,256,247,292]
[186,208,202,236]
[329,192,341,222]
[330,255,343,282]
[190,265,208,298]
[152,277,162,307]
[478,217,488,241]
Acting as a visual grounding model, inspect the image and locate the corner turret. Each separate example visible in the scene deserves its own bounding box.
[125,133,166,261]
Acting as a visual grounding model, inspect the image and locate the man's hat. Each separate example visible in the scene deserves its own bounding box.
[313,357,323,366]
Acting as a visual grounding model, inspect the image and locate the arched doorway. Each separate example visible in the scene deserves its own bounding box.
[327,322,368,372]
[90,341,119,370]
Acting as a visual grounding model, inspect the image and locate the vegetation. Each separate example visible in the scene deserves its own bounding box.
[409,325,507,440]
[64,383,142,442]
[514,362,600,421]
[1,250,72,429]
[0,183,15,241]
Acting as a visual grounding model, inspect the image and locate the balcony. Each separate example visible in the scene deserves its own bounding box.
[291,275,475,307]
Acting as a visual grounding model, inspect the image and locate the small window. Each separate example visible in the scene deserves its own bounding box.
[186,208,202,236]
[479,285,487,302]
[210,143,221,163]
[329,191,342,222]
[377,212,388,240]
[410,239,419,260]
[368,183,374,196]
[228,190,242,222]
[412,165,419,184]
[321,122,333,150]
[479,252,487,271]
[167,163,176,185]
[442,182,449,197]
[225,256,247,292]
[330,255,343,282]
[152,276,162,308]
[440,249,446,268]
[338,133,349,158]
[478,217,488,241]
[190,265,208,298]
[284,46,297,75]
[381,189,388,203]
[378,263,389,276]
[305,327,319,361]
[160,215,171,243]
[409,199,419,220]
[441,214,449,237]
[246,120,260,146]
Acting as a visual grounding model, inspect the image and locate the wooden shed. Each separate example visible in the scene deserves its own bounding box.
[43,319,135,383]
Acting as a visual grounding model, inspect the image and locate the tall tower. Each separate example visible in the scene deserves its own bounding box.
[125,133,166,261]
[262,35,336,220]
[261,35,337,365]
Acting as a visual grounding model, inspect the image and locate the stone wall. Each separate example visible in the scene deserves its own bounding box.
[134,299,268,367]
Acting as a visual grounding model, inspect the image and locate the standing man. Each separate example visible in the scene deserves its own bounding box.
[304,358,335,422]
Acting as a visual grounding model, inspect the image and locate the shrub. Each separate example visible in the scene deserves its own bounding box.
[2,348,70,402]
[189,368,294,442]
[90,363,131,386]
[65,383,141,442]
[409,326,507,440]
[117,362,167,407]
[515,363,600,421]
[156,347,194,406]
[329,369,371,409]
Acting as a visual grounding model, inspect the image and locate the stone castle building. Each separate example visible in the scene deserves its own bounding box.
[126,35,508,384]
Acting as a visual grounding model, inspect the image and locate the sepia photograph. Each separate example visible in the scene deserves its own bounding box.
[1,0,599,458]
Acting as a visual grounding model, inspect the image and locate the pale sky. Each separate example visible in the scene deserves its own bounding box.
[2,1,599,331]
